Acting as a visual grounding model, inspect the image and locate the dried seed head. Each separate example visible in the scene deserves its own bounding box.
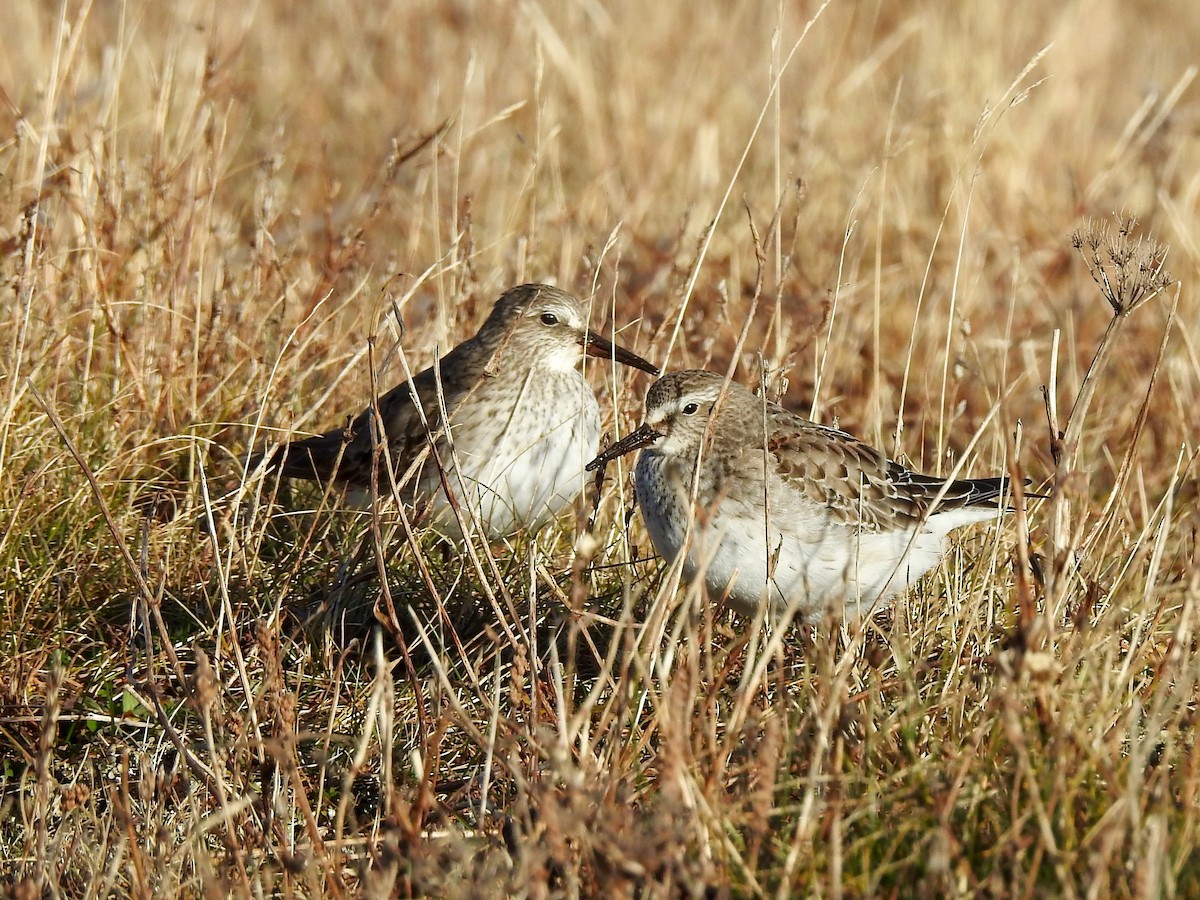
[189,649,219,712]
[1071,214,1174,317]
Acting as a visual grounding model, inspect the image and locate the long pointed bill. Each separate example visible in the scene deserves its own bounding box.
[583,332,660,375]
[585,423,663,472]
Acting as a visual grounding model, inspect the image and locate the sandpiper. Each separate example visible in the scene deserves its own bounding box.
[257,283,658,540]
[587,370,1028,624]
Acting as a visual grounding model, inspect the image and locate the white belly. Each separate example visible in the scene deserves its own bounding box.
[636,453,992,623]
[425,373,600,540]
[693,516,951,622]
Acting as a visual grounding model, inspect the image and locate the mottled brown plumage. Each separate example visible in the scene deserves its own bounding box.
[256,283,658,540]
[588,370,1026,623]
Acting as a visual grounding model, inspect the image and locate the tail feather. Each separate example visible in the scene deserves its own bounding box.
[250,429,352,483]
[951,475,1045,507]
[898,472,1040,510]
[945,475,1013,507]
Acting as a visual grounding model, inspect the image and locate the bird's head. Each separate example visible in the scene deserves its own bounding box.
[481,284,658,375]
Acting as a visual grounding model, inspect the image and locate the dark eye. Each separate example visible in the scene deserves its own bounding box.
[682,402,699,415]
[540,313,558,326]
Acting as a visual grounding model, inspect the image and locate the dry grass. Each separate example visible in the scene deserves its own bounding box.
[2,0,1199,895]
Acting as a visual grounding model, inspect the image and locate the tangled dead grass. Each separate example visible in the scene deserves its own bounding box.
[2,0,1199,895]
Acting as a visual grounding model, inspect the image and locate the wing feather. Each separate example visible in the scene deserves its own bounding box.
[764,408,1013,531]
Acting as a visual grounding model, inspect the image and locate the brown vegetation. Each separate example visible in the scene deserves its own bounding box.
[2,0,1198,895]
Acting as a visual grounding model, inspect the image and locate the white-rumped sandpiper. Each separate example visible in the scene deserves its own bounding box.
[588,369,1029,623]
[258,283,658,540]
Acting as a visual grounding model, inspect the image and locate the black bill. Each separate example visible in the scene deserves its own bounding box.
[583,332,660,375]
[585,423,664,472]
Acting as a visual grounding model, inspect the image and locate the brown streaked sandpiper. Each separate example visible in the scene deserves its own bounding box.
[587,370,1030,624]
[256,283,659,540]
